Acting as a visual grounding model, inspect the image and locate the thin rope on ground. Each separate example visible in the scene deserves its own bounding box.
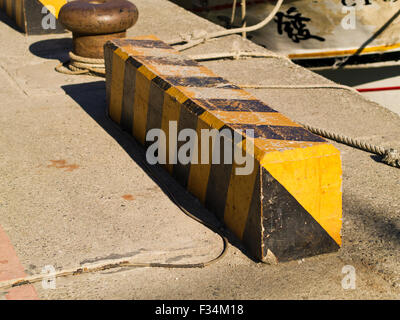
[237,83,359,93]
[0,109,229,293]
[0,244,228,291]
[188,50,290,61]
[0,186,228,291]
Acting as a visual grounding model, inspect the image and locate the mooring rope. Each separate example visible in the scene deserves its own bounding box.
[237,83,358,93]
[187,50,290,61]
[55,52,106,76]
[302,124,400,168]
[236,83,399,168]
[167,0,284,51]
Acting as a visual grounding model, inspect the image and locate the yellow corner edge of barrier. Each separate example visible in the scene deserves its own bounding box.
[38,0,67,18]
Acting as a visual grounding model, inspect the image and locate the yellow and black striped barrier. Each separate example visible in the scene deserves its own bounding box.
[104,36,343,263]
[0,0,65,34]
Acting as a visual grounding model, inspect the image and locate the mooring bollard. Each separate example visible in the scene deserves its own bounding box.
[59,0,138,59]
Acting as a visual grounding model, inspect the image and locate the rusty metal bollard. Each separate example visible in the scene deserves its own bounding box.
[59,0,138,59]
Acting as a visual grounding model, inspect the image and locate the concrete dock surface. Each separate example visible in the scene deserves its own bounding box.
[0,0,399,299]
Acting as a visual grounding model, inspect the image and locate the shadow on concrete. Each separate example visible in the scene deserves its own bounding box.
[343,194,400,247]
[29,38,72,62]
[314,65,400,87]
[0,9,21,33]
[61,80,258,263]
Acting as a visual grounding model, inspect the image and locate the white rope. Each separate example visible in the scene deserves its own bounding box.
[302,124,400,168]
[237,83,359,93]
[231,0,237,25]
[168,0,284,51]
[241,0,247,38]
[187,50,289,61]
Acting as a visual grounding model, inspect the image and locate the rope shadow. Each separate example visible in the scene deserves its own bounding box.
[61,80,259,264]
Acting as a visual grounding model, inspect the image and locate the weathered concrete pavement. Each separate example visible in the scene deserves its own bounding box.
[0,0,399,299]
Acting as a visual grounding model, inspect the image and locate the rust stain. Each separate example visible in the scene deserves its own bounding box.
[122,194,135,201]
[47,160,80,172]
[0,260,8,264]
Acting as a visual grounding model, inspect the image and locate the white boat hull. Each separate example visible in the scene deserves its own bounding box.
[177,0,400,66]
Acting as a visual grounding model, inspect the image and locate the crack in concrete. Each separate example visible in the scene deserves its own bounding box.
[0,63,28,97]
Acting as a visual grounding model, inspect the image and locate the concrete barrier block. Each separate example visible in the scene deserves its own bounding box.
[104,36,342,263]
[0,0,65,34]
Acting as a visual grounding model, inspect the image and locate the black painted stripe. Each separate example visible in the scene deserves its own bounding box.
[261,167,339,262]
[196,99,278,113]
[144,81,165,148]
[17,0,25,29]
[165,76,229,88]
[126,56,143,70]
[242,164,262,259]
[229,124,326,142]
[172,106,199,188]
[1,0,8,15]
[270,125,326,142]
[230,124,282,140]
[205,139,234,221]
[115,39,172,49]
[120,61,137,133]
[218,124,249,144]
[140,56,199,67]
[11,0,15,20]
[152,75,172,91]
[105,41,120,54]
[182,99,205,116]
[104,42,117,111]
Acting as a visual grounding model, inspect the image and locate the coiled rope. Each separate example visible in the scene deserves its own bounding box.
[55,52,105,76]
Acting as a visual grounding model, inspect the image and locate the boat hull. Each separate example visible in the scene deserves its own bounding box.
[174,0,400,66]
